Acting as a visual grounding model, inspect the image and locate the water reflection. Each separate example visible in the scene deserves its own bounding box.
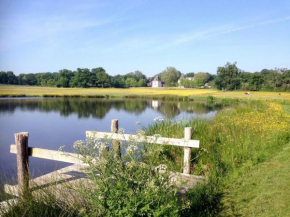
[0,98,225,119]
[0,98,228,198]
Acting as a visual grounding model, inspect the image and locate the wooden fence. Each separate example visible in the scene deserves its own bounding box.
[10,119,199,196]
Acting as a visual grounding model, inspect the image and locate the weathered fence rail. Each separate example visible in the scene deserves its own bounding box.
[7,119,200,197]
[10,145,86,165]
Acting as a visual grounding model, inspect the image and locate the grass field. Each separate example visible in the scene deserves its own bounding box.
[220,142,290,217]
[0,85,216,97]
[1,85,290,101]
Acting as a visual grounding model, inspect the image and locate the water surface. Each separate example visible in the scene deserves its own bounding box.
[0,98,224,192]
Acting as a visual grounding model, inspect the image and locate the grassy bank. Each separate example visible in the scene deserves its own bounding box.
[1,85,290,101]
[145,101,290,215]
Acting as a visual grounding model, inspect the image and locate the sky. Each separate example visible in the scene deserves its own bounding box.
[0,0,289,76]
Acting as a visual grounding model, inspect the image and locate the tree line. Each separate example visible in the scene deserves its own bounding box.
[0,63,289,91]
[0,68,147,88]
[215,62,290,91]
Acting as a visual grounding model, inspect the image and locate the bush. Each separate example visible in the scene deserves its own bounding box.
[71,132,180,216]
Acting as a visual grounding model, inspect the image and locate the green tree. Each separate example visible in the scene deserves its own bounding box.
[91,67,106,86]
[137,78,147,87]
[186,72,195,77]
[0,71,8,84]
[194,72,210,86]
[264,70,283,90]
[47,79,55,87]
[281,70,290,91]
[7,71,17,84]
[180,79,197,88]
[57,77,69,87]
[160,67,181,87]
[17,73,37,85]
[125,70,147,82]
[96,71,111,88]
[125,78,137,87]
[249,72,264,91]
[70,68,90,88]
[239,72,252,87]
[111,75,126,88]
[215,62,241,90]
[40,80,47,86]
[57,69,73,87]
[0,71,17,84]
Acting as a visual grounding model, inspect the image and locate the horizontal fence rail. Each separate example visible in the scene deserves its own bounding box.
[86,132,200,148]
[10,145,86,165]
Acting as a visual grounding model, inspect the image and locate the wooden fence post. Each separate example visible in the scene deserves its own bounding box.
[15,132,29,196]
[111,119,121,158]
[183,127,192,174]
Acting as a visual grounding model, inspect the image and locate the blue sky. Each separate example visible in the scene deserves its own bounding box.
[0,0,289,76]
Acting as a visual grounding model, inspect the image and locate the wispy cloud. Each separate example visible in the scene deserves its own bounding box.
[76,15,290,57]
[9,16,113,42]
[149,15,290,52]
[0,4,123,50]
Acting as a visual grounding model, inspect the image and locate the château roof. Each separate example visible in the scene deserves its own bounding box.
[153,75,161,81]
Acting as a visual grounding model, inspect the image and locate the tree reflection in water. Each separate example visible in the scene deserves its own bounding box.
[0,98,226,119]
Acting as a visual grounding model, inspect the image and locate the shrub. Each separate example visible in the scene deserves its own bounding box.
[71,132,180,216]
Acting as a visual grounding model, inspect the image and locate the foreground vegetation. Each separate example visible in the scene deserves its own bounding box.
[1,85,290,101]
[146,101,290,215]
[1,101,289,216]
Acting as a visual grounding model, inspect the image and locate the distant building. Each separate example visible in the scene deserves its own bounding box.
[274,67,288,73]
[204,83,212,88]
[148,76,164,87]
[178,74,195,87]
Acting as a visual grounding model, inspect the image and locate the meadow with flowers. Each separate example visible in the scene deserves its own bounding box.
[145,101,290,216]
[1,85,290,102]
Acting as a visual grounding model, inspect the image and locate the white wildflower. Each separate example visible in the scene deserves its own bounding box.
[73,140,83,149]
[93,139,103,149]
[177,117,184,122]
[136,129,146,136]
[126,145,137,153]
[153,117,164,122]
[58,145,65,151]
[99,143,109,151]
[118,128,125,134]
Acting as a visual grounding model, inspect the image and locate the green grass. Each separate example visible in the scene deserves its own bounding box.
[282,104,290,115]
[0,190,80,217]
[220,142,290,217]
[145,101,290,216]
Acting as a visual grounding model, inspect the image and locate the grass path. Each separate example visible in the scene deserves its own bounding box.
[220,142,290,217]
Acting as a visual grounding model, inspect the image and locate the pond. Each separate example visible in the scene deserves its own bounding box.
[0,97,225,193]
